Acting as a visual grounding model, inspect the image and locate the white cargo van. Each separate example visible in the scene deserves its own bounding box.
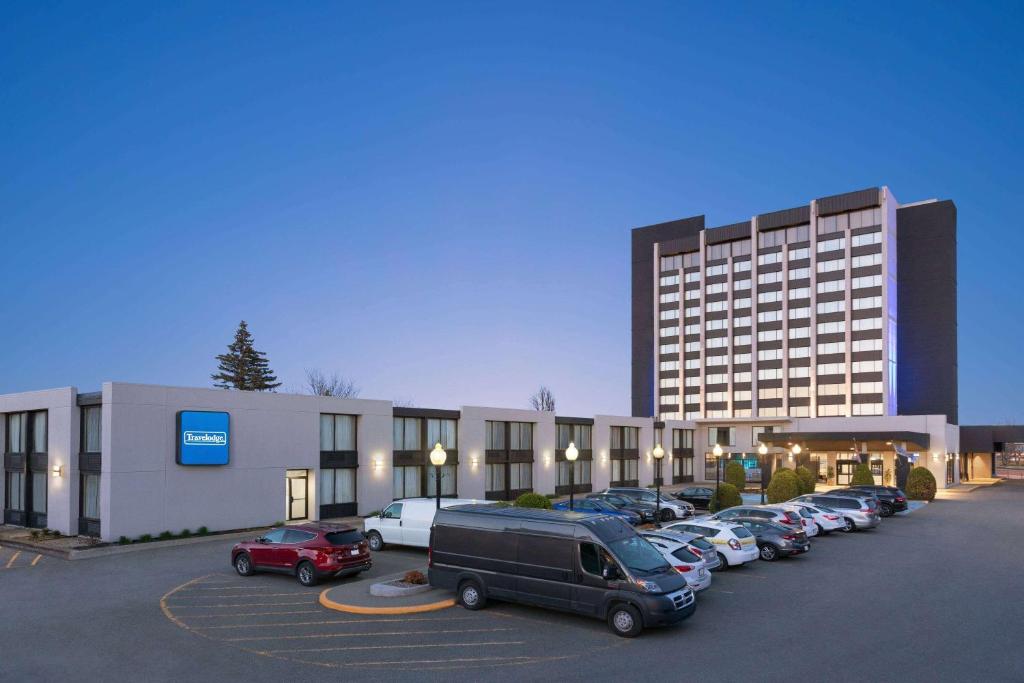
[364,498,492,551]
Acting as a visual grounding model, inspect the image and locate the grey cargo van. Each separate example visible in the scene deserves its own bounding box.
[428,505,696,637]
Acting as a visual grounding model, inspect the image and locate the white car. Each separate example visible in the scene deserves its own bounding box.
[777,503,819,538]
[787,501,845,534]
[642,534,712,592]
[664,519,760,569]
[364,498,493,551]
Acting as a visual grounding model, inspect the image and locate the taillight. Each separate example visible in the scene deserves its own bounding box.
[861,507,872,513]
[689,548,703,557]
[674,564,693,573]
[825,514,839,520]
[781,534,796,541]
[728,539,741,550]
[896,496,906,502]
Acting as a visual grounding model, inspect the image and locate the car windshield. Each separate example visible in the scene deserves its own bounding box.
[325,530,364,546]
[608,536,672,577]
[689,537,714,552]
[672,546,701,564]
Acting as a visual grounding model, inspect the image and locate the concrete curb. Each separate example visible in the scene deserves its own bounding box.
[1,528,268,561]
[319,589,455,615]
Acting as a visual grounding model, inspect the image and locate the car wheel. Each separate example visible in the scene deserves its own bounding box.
[759,544,779,561]
[842,517,855,533]
[607,603,643,638]
[234,552,255,577]
[660,509,675,522]
[296,561,318,587]
[716,552,729,569]
[367,531,384,552]
[816,523,825,535]
[458,580,486,610]
[880,503,894,517]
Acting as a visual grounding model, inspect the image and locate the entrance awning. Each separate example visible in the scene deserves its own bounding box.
[755,431,930,452]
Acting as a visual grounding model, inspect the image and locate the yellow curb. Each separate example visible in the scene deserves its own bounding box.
[318,588,455,615]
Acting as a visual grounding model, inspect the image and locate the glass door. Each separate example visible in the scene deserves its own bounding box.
[286,471,308,521]
[836,460,856,486]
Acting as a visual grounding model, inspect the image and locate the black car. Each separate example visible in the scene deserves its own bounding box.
[672,486,714,509]
[830,485,907,517]
[730,517,810,561]
[587,492,657,523]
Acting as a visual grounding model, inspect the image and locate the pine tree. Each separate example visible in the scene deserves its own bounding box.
[211,321,281,391]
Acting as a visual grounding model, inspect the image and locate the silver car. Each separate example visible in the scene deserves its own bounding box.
[791,494,881,531]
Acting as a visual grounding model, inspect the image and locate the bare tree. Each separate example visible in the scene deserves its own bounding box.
[392,397,417,408]
[304,368,360,398]
[529,386,556,412]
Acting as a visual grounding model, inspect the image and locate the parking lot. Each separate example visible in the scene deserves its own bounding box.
[3,483,1024,682]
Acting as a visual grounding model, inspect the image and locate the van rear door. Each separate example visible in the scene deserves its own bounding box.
[515,522,573,610]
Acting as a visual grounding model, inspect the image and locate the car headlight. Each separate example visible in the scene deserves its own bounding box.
[634,579,661,593]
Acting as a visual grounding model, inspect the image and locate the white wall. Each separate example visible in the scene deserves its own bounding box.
[593,415,655,490]
[102,383,392,541]
[0,387,78,536]
[457,406,556,499]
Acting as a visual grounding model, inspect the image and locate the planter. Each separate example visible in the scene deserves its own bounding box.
[370,579,433,597]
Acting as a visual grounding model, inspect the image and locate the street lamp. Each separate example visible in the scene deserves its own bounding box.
[758,442,768,504]
[790,443,801,463]
[565,441,579,511]
[430,442,447,510]
[712,443,724,508]
[652,443,665,526]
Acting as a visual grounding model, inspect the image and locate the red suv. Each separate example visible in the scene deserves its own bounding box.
[231,523,371,586]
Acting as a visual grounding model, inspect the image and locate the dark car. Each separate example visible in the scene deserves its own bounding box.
[552,498,643,525]
[730,518,810,561]
[429,505,696,637]
[672,486,715,509]
[831,485,908,516]
[231,523,371,587]
[588,492,658,523]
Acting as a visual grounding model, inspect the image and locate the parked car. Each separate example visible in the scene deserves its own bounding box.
[642,533,712,592]
[830,485,908,517]
[776,503,819,538]
[707,505,804,531]
[231,523,370,587]
[428,505,696,637]
[553,498,643,525]
[786,501,845,535]
[652,530,723,571]
[729,518,810,561]
[664,519,760,569]
[789,494,881,532]
[640,529,721,572]
[672,486,715,509]
[364,498,493,551]
[587,492,658,523]
[605,487,695,521]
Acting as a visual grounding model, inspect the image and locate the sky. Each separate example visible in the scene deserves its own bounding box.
[2,1,1022,422]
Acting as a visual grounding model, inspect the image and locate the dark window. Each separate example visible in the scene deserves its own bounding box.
[325,530,365,546]
[580,542,602,576]
[671,546,701,564]
[731,526,754,539]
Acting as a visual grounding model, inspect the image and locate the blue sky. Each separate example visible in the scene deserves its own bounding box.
[2,2,1021,422]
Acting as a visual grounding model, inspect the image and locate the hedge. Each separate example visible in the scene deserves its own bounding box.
[851,463,875,486]
[906,466,937,501]
[709,483,742,512]
[795,466,816,494]
[724,461,747,491]
[766,468,801,503]
[515,492,552,509]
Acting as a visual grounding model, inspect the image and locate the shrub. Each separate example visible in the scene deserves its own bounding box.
[197,526,209,536]
[402,570,427,585]
[766,468,801,504]
[795,466,816,494]
[118,536,130,545]
[709,483,742,512]
[906,466,937,501]
[30,530,40,540]
[139,534,153,543]
[851,463,875,486]
[724,461,747,491]
[180,529,192,538]
[515,492,552,509]
[158,530,173,540]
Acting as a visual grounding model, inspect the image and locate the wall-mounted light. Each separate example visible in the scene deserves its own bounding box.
[932,452,939,462]
[373,456,383,471]
[471,455,479,468]
[51,464,63,478]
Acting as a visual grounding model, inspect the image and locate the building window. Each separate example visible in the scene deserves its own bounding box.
[81,473,100,519]
[852,317,883,331]
[558,460,591,487]
[659,291,679,304]
[734,278,751,291]
[427,419,457,449]
[852,338,883,352]
[817,279,844,294]
[82,406,102,453]
[788,246,809,260]
[660,309,680,321]
[708,427,735,446]
[757,271,782,285]
[789,287,810,300]
[852,275,883,289]
[393,466,422,498]
[757,310,782,324]
[852,403,884,416]
[817,404,848,417]
[757,230,785,249]
[851,230,882,247]
[733,297,751,310]
[673,429,693,449]
[853,296,882,310]
[789,366,810,378]
[558,424,592,450]
[320,468,356,505]
[611,458,638,485]
[660,254,683,271]
[706,263,728,277]
[660,326,679,338]
[757,251,782,266]
[660,360,680,371]
[789,267,810,280]
[320,414,356,451]
[852,253,883,268]
[683,252,700,268]
[610,426,639,450]
[426,465,457,497]
[734,259,751,273]
[751,425,775,445]
[852,360,883,373]
[660,274,679,287]
[817,321,846,335]
[786,224,810,243]
[393,417,421,450]
[817,236,846,253]
[5,471,24,512]
[817,341,846,355]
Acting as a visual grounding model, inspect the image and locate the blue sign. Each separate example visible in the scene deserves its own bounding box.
[177,411,230,466]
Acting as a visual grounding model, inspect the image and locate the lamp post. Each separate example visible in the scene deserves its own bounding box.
[566,442,579,511]
[652,443,665,527]
[758,442,768,504]
[712,443,723,509]
[430,442,447,510]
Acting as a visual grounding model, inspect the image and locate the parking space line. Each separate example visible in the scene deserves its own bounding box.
[301,655,536,666]
[5,551,20,569]
[225,627,513,643]
[706,588,734,594]
[167,600,315,609]
[31,554,42,566]
[181,609,323,619]
[172,592,317,600]
[193,616,475,630]
[269,640,526,654]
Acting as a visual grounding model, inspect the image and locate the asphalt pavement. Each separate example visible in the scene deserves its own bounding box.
[3,483,1024,682]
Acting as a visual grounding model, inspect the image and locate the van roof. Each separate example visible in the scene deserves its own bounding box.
[437,504,635,542]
